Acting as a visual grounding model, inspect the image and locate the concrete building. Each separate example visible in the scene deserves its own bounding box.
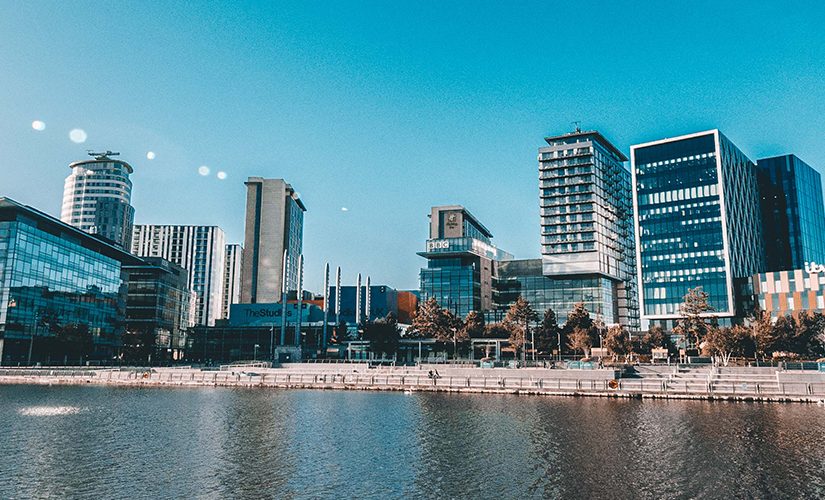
[757,154,825,272]
[631,130,765,328]
[537,129,639,329]
[241,178,306,304]
[60,151,135,249]
[132,225,226,326]
[0,197,143,364]
[418,205,512,319]
[222,244,243,319]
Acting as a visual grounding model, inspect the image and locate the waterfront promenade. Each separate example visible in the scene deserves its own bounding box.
[2,363,825,403]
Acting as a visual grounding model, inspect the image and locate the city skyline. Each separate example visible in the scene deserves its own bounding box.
[2,1,825,291]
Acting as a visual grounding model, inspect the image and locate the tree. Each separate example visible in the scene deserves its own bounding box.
[435,309,467,359]
[673,287,713,349]
[749,308,776,361]
[483,322,511,338]
[702,325,750,366]
[641,324,672,355]
[563,303,597,356]
[771,314,795,356]
[363,313,401,359]
[463,311,485,339]
[408,298,449,339]
[790,312,825,358]
[504,296,538,363]
[604,325,632,362]
[535,308,561,355]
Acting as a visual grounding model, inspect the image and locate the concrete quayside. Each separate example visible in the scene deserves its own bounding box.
[2,363,825,404]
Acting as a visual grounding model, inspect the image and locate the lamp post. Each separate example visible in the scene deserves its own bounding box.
[253,344,260,361]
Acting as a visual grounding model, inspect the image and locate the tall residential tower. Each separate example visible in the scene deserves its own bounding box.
[222,243,243,319]
[60,151,135,249]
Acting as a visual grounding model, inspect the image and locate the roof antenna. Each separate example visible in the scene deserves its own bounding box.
[571,121,581,133]
[86,150,120,160]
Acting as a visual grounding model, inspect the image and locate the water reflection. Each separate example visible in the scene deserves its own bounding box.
[1,387,824,499]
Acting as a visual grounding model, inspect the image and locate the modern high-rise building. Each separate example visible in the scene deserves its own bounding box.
[222,244,243,319]
[241,178,305,304]
[131,225,226,326]
[756,154,825,272]
[60,151,135,249]
[631,130,765,327]
[537,130,639,329]
[418,205,512,319]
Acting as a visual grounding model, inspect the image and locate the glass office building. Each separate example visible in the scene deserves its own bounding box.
[538,130,639,330]
[631,130,765,327]
[757,154,825,272]
[419,206,512,319]
[0,198,141,365]
[123,257,193,362]
[489,259,618,324]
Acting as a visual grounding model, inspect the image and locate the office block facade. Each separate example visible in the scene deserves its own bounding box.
[241,178,305,304]
[757,154,825,272]
[631,130,765,326]
[60,151,135,249]
[222,244,243,319]
[132,225,226,326]
[418,206,512,319]
[538,130,639,329]
[0,198,142,365]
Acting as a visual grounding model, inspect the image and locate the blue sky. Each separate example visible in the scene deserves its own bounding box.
[1,1,824,291]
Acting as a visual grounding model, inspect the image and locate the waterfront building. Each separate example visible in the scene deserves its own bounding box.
[122,257,193,362]
[536,129,639,329]
[631,130,765,328]
[751,266,825,319]
[397,290,419,324]
[241,177,305,304]
[0,197,142,365]
[757,154,825,272]
[187,302,325,363]
[418,206,513,319]
[60,151,135,249]
[328,284,399,325]
[222,244,243,319]
[131,225,226,326]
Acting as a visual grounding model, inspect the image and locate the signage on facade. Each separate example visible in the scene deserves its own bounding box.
[805,261,825,274]
[426,240,450,251]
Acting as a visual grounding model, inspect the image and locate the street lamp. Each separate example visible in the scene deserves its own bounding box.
[253,344,260,361]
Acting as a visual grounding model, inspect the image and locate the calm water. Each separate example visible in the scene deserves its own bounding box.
[1,385,824,499]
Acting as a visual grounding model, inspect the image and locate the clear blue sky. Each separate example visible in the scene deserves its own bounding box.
[1,1,824,292]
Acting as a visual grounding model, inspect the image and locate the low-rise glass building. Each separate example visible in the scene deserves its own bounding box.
[0,198,141,365]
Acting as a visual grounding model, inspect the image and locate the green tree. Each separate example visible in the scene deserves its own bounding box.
[604,325,632,362]
[504,297,538,363]
[363,313,401,359]
[673,287,713,348]
[535,308,561,355]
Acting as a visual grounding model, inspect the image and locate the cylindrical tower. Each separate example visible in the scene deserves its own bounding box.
[60,151,134,249]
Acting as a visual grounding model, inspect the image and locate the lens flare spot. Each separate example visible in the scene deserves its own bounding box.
[216,171,227,180]
[31,120,46,131]
[69,129,87,143]
[341,207,349,212]
[146,151,156,160]
[198,166,210,176]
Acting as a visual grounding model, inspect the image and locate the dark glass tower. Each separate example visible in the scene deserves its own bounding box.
[757,154,825,271]
[631,130,765,327]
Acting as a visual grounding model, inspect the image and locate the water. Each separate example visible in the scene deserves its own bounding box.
[1,385,824,499]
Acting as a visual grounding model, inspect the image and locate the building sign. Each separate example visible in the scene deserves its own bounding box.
[805,261,825,274]
[426,240,450,251]
[229,303,319,326]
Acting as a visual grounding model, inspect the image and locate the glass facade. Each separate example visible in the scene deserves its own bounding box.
[539,130,639,330]
[123,257,192,362]
[489,259,617,325]
[757,154,825,272]
[420,257,481,319]
[632,130,764,324]
[0,199,135,364]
